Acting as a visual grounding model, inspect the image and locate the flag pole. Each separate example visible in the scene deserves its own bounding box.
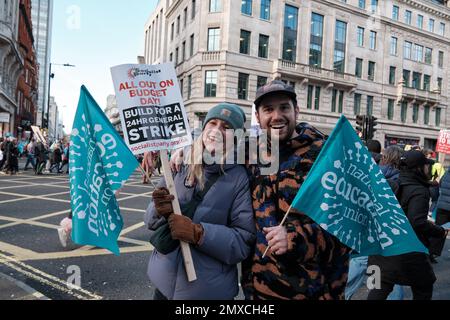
[262,204,293,259]
[160,149,197,282]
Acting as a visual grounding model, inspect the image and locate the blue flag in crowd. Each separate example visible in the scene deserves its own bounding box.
[291,115,427,256]
[69,86,139,255]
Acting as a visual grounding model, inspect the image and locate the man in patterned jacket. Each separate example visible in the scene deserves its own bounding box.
[241,80,350,300]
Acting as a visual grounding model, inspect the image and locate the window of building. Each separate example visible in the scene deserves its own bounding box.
[307,85,314,109]
[357,27,364,47]
[367,96,373,116]
[240,30,251,55]
[436,108,441,127]
[404,41,412,59]
[368,61,375,81]
[429,19,435,32]
[257,76,268,89]
[390,37,398,55]
[401,101,407,123]
[389,66,396,85]
[439,22,445,36]
[355,58,363,78]
[331,90,344,113]
[169,52,173,62]
[424,105,430,125]
[334,20,347,73]
[241,0,252,16]
[182,41,186,62]
[238,73,249,100]
[283,5,298,62]
[424,74,431,91]
[180,78,184,97]
[209,0,220,12]
[190,34,194,57]
[412,72,421,89]
[314,86,321,110]
[392,5,399,20]
[370,0,378,13]
[439,51,444,68]
[417,15,423,29]
[171,22,174,41]
[414,44,423,62]
[207,28,220,51]
[184,7,188,28]
[438,77,443,92]
[175,47,179,65]
[187,75,192,99]
[310,13,324,67]
[425,47,432,64]
[258,34,269,58]
[260,0,271,20]
[405,10,412,25]
[177,15,180,34]
[354,93,361,115]
[388,99,394,120]
[192,0,196,19]
[403,69,410,87]
[205,70,217,97]
[412,104,419,123]
[359,0,365,9]
[369,31,377,50]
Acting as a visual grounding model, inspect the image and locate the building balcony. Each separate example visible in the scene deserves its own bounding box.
[397,81,440,105]
[274,60,357,90]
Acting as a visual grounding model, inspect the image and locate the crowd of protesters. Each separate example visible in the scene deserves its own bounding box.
[0,135,70,176]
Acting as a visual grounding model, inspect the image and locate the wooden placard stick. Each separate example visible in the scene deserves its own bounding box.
[160,149,197,282]
[262,204,293,259]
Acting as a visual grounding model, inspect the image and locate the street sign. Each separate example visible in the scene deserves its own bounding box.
[0,112,10,123]
[436,130,450,154]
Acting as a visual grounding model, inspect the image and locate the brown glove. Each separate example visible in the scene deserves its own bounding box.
[152,187,175,219]
[168,214,204,245]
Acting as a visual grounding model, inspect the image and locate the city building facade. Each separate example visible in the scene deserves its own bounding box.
[144,0,450,150]
[31,0,53,128]
[0,0,22,138]
[104,94,122,134]
[16,0,39,140]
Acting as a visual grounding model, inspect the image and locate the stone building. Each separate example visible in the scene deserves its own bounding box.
[144,0,450,149]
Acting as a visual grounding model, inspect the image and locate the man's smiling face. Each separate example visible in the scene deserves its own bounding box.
[256,93,299,143]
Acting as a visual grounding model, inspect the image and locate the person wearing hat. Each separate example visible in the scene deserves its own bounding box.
[144,103,255,300]
[368,150,449,300]
[240,80,350,300]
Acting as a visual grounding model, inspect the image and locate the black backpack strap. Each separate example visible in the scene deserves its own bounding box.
[182,173,222,219]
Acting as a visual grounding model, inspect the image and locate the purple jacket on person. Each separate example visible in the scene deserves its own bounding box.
[144,163,255,300]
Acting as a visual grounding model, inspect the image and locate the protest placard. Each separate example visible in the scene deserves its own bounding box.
[436,130,450,155]
[111,63,197,282]
[110,64,192,155]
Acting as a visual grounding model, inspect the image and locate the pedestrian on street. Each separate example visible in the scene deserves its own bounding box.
[424,149,445,214]
[24,139,37,171]
[144,103,255,300]
[368,150,450,300]
[142,151,156,184]
[50,143,63,173]
[59,143,70,174]
[366,139,382,164]
[34,141,48,175]
[345,145,405,300]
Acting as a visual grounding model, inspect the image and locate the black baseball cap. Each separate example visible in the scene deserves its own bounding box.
[401,150,434,169]
[254,80,297,108]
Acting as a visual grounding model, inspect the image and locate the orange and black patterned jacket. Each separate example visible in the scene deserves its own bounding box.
[241,123,350,300]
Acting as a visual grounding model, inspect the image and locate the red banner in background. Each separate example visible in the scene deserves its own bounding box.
[436,130,450,154]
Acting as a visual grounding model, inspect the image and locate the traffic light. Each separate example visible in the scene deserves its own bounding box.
[355,115,367,140]
[367,116,378,140]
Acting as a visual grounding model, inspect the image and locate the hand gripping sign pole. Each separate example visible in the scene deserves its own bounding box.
[160,150,197,281]
[111,62,196,282]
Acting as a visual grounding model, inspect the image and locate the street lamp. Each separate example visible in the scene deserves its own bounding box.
[42,63,75,135]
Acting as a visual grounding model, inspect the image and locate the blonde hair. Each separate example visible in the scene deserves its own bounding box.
[186,132,228,190]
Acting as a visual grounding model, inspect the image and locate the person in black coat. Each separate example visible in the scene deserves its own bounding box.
[368,150,449,300]
[435,168,450,226]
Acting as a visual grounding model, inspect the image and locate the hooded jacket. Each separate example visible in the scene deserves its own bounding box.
[145,163,255,300]
[241,123,350,300]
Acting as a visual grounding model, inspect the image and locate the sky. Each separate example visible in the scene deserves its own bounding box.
[50,0,158,134]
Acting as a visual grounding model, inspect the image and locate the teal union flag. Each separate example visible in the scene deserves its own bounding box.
[69,86,139,255]
[291,115,427,257]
